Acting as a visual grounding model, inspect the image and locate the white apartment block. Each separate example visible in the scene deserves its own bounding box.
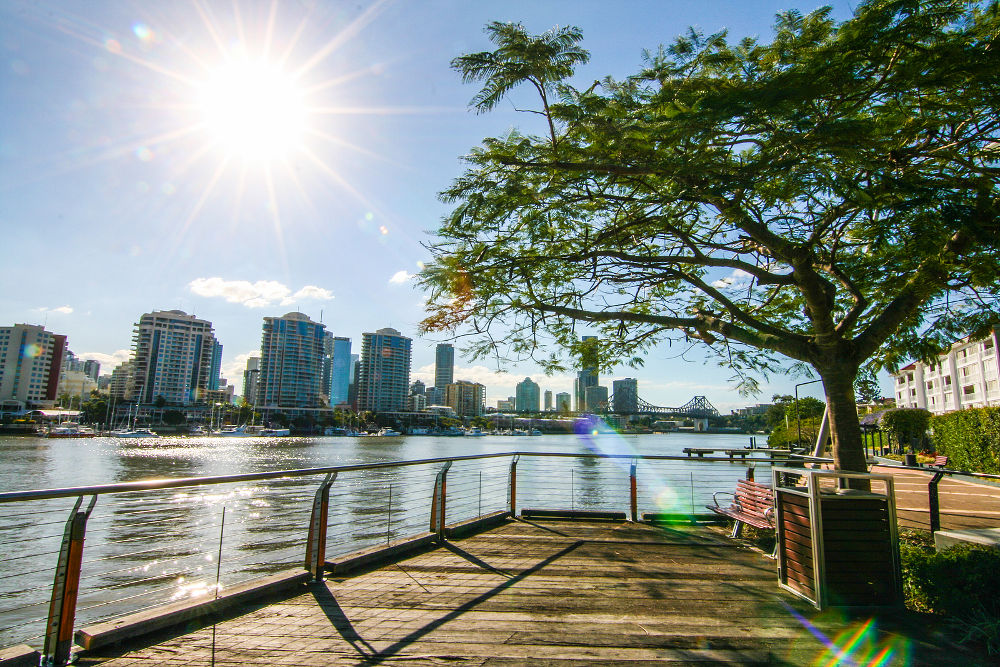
[126,310,221,405]
[0,324,65,408]
[891,329,999,414]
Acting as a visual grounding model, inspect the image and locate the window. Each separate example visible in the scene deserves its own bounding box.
[927,381,933,390]
[910,388,917,397]
[963,385,976,396]
[907,373,914,382]
[897,376,905,385]
[944,376,952,386]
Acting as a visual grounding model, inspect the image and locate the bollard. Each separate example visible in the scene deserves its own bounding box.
[629,460,638,522]
[43,495,97,666]
[928,471,945,533]
[305,472,337,581]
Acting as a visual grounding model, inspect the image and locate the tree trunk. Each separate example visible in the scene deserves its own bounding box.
[817,363,868,474]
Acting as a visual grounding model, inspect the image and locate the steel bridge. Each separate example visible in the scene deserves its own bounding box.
[603,394,720,418]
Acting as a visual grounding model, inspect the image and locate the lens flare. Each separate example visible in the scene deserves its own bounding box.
[780,603,911,666]
[21,343,42,358]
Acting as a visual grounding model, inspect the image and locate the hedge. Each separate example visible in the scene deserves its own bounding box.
[930,406,1000,474]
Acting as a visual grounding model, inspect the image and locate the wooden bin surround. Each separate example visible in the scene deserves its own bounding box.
[772,467,902,610]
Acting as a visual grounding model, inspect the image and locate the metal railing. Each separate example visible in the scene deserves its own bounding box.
[0,450,807,664]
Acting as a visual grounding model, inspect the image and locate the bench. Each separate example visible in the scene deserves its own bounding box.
[930,455,949,468]
[707,479,776,556]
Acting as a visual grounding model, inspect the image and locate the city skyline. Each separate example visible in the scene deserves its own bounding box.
[1,1,870,411]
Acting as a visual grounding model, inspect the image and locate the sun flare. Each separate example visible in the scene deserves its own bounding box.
[197,58,306,161]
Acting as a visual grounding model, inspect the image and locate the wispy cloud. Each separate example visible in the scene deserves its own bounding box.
[710,269,752,289]
[389,270,413,284]
[188,277,333,308]
[36,305,74,314]
[222,352,257,389]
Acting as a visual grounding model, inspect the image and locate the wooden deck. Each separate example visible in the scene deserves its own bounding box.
[80,518,973,666]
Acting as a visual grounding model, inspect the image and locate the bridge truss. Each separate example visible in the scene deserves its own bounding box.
[604,394,720,418]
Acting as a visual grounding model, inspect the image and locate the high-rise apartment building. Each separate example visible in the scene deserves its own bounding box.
[435,343,455,390]
[891,329,999,414]
[575,335,599,412]
[208,340,224,391]
[584,385,609,412]
[555,392,572,413]
[83,359,101,383]
[257,312,329,408]
[612,378,639,413]
[446,380,484,417]
[425,386,444,407]
[328,336,352,407]
[358,327,412,412]
[125,310,220,405]
[515,377,540,413]
[0,324,65,408]
[108,362,132,400]
[544,390,553,411]
[242,356,260,405]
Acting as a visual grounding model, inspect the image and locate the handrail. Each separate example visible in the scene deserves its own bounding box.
[0,451,828,503]
[872,462,1000,482]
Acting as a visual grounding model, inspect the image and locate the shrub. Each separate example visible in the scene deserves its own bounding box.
[930,407,1000,474]
[880,408,931,453]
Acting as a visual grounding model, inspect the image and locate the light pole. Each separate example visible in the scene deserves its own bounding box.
[795,379,824,448]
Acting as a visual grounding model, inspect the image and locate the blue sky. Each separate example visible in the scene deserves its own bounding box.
[0,0,871,412]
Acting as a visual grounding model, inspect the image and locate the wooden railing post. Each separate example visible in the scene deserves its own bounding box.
[43,495,97,666]
[509,455,519,517]
[430,461,452,540]
[629,460,638,522]
[305,472,337,581]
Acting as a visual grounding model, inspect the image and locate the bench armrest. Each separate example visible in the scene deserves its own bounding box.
[711,491,735,508]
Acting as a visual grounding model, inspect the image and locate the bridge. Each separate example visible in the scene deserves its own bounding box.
[602,394,720,418]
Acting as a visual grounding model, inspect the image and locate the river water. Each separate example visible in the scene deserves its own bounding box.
[0,431,762,649]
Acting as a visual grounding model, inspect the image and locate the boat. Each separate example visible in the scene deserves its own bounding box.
[530,429,543,436]
[465,427,487,437]
[111,428,159,439]
[409,427,430,435]
[46,422,96,438]
[260,427,291,437]
[217,425,264,437]
[374,428,402,437]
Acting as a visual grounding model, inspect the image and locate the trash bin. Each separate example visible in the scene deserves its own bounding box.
[772,467,902,610]
[904,453,918,467]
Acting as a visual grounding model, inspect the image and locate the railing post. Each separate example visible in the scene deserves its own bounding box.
[429,461,452,540]
[629,459,638,522]
[509,455,519,517]
[43,495,97,666]
[928,471,944,533]
[305,472,337,581]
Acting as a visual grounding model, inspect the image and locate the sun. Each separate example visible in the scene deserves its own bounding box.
[196,57,306,162]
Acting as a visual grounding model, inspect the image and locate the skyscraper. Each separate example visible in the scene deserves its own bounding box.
[328,336,352,407]
[575,335,599,412]
[544,390,553,411]
[515,377,540,412]
[257,312,329,408]
[435,343,455,390]
[358,327,412,412]
[242,356,260,405]
[125,310,220,405]
[612,378,639,413]
[446,380,484,417]
[555,392,572,413]
[83,359,101,383]
[0,324,65,408]
[584,385,609,412]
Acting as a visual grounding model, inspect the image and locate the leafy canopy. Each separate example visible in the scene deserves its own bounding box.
[421,0,1000,398]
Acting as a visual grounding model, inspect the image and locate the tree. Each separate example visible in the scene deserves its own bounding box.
[420,2,1000,473]
[854,366,883,405]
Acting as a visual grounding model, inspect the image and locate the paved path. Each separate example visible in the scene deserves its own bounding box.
[80,519,976,666]
[871,465,1000,530]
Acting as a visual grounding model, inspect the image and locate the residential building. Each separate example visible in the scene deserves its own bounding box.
[0,324,65,409]
[242,356,260,405]
[347,354,360,408]
[108,362,132,400]
[515,377,540,413]
[446,380,484,417]
[83,359,101,382]
[584,385,609,412]
[407,392,427,412]
[496,398,514,412]
[425,386,444,407]
[58,369,97,404]
[891,329,999,414]
[410,380,425,396]
[125,310,221,405]
[328,336,352,406]
[555,392,572,413]
[544,390,553,411]
[258,312,329,408]
[435,343,455,391]
[575,336,599,411]
[357,327,412,412]
[612,378,639,413]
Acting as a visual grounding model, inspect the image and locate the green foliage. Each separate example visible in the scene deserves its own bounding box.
[421,1,1000,473]
[880,408,932,453]
[768,415,823,449]
[901,540,1000,653]
[854,366,882,404]
[931,407,1000,474]
[162,410,186,426]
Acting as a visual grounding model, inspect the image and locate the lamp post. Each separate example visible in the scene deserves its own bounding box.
[795,379,824,448]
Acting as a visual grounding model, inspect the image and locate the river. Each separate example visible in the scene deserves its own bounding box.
[0,431,763,649]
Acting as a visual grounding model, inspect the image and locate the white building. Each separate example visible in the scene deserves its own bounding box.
[126,310,221,405]
[891,329,999,414]
[0,324,66,409]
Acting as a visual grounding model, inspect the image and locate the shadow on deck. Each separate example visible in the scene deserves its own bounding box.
[78,519,976,666]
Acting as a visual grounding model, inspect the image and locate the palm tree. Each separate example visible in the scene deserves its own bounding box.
[452,22,589,147]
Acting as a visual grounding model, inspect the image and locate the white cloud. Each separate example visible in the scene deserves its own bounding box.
[710,269,752,289]
[188,277,333,308]
[389,270,413,284]
[35,305,74,314]
[222,352,257,390]
[78,349,131,371]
